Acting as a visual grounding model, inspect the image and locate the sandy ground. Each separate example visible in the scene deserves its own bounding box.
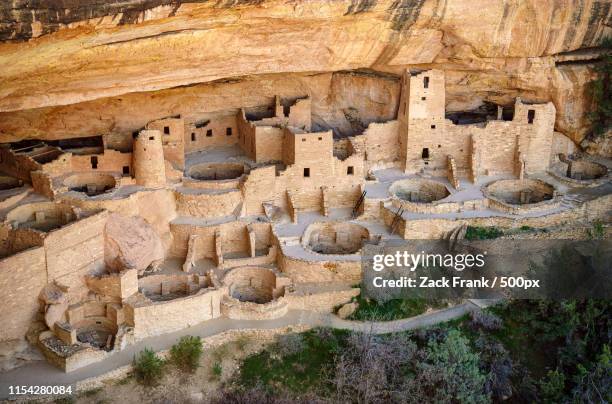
[5,330,283,404]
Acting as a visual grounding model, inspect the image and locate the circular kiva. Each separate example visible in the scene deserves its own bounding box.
[223,267,281,304]
[389,178,450,203]
[63,173,116,196]
[484,179,555,205]
[561,160,607,181]
[188,162,245,181]
[5,202,75,232]
[303,221,370,255]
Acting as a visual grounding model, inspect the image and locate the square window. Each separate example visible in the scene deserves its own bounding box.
[206,129,213,137]
[303,167,310,177]
[421,97,426,101]
[318,137,322,141]
[122,166,130,175]
[163,126,170,135]
[431,124,436,129]
[437,144,441,148]
[149,136,154,140]
[347,166,354,175]
[302,138,306,142]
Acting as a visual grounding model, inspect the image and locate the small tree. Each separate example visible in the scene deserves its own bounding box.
[133,348,165,386]
[570,345,612,403]
[539,369,566,403]
[170,335,203,373]
[405,330,490,403]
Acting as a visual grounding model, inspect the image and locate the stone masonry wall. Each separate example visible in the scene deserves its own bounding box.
[44,210,108,287]
[0,246,46,341]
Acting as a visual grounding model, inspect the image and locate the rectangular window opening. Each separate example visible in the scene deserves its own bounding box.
[90,156,98,169]
[421,97,426,101]
[303,167,310,177]
[347,166,354,175]
[163,126,170,135]
[424,76,429,89]
[302,138,306,142]
[191,132,196,142]
[421,148,430,159]
[527,109,535,124]
[226,127,232,136]
[206,129,213,137]
[431,124,436,129]
[122,166,130,176]
[149,136,155,140]
[318,137,322,141]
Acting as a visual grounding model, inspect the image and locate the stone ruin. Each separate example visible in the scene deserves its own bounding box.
[0,68,609,372]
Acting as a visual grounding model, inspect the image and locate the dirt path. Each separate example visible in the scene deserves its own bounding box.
[0,302,481,400]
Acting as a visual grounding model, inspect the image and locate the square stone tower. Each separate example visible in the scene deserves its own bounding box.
[398,69,446,173]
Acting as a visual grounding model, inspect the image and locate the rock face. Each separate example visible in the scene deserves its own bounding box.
[44,302,68,329]
[337,302,359,319]
[582,130,612,158]
[104,213,164,273]
[0,0,610,142]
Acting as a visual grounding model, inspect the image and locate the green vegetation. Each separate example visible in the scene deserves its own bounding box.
[348,294,444,321]
[212,362,223,377]
[239,328,346,393]
[588,219,605,239]
[133,348,165,386]
[465,226,503,240]
[588,36,612,137]
[115,376,131,386]
[169,335,202,373]
[231,300,611,403]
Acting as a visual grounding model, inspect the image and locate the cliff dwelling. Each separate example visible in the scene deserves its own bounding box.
[0,64,609,379]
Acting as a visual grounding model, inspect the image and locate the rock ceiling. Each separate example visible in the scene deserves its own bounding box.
[0,0,610,142]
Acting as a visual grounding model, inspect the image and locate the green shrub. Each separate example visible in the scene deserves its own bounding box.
[587,219,605,240]
[170,335,203,373]
[465,226,503,240]
[133,348,165,386]
[349,296,440,321]
[211,362,223,379]
[539,369,566,403]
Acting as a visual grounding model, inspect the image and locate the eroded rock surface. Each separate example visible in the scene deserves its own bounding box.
[104,213,164,273]
[0,0,610,143]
